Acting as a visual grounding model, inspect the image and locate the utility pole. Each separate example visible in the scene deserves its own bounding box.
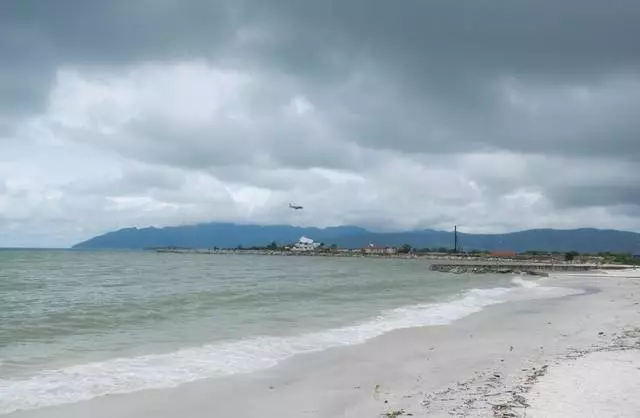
[454,225,458,253]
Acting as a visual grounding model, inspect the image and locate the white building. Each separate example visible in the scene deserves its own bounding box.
[363,243,397,255]
[291,236,321,252]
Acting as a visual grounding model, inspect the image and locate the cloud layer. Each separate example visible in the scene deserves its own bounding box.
[1,1,640,247]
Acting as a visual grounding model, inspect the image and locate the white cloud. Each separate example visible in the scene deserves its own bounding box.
[2,60,639,247]
[2,2,640,247]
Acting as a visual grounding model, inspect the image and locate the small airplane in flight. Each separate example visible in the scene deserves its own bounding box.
[289,203,304,210]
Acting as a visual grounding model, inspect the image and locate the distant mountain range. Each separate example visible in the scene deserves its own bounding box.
[72,223,640,254]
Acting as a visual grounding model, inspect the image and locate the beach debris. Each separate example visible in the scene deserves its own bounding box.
[422,328,640,418]
[491,403,518,417]
[373,384,381,400]
[513,394,530,407]
[423,370,507,415]
[524,365,548,387]
[382,409,406,417]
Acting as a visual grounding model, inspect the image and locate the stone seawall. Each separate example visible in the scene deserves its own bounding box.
[429,262,625,275]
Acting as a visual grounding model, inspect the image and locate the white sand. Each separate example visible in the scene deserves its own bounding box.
[6,273,640,418]
[527,349,640,418]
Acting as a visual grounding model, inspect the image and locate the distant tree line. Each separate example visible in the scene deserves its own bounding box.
[217,242,639,265]
[398,245,463,254]
[597,252,640,265]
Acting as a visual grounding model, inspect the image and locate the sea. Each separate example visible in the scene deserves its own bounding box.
[0,250,549,414]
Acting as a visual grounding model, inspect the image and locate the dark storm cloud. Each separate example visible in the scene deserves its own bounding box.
[0,18,55,133]
[247,0,640,86]
[0,0,238,129]
[3,1,639,111]
[553,184,640,209]
[0,0,238,63]
[252,0,640,158]
[2,0,640,225]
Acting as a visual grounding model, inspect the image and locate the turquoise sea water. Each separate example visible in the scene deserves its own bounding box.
[1,250,528,414]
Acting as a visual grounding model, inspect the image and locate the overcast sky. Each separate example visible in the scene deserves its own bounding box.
[1,1,640,247]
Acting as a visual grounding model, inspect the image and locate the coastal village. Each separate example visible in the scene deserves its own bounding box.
[155,234,639,274]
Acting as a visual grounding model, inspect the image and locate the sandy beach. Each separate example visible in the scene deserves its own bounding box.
[7,270,640,418]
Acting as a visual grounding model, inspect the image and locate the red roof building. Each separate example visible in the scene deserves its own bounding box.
[491,250,517,257]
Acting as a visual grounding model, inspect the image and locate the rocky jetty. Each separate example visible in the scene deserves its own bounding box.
[428,261,625,275]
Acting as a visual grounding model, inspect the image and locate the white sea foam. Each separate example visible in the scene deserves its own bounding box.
[0,283,569,415]
[510,276,541,288]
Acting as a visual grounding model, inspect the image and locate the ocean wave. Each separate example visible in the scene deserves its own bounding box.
[0,283,557,415]
[510,277,541,288]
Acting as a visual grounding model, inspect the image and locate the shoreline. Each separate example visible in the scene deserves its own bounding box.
[8,272,640,417]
